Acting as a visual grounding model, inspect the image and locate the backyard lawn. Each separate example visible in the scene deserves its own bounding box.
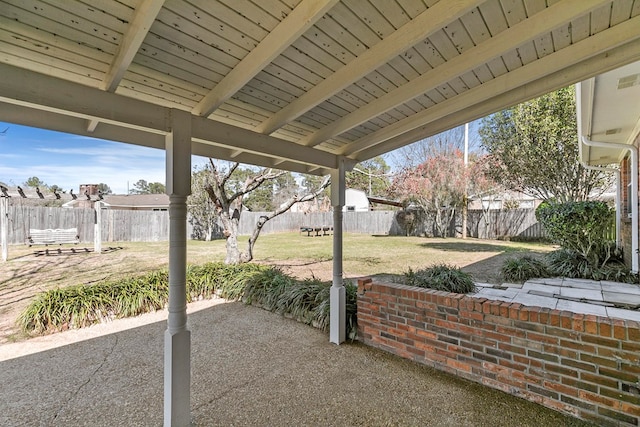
[0,233,555,342]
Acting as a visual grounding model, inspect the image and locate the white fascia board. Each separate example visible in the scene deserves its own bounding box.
[0,63,339,171]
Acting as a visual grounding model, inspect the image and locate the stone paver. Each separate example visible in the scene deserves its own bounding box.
[602,292,640,307]
[562,278,602,289]
[602,281,640,295]
[606,306,640,322]
[522,282,560,295]
[559,287,603,301]
[556,299,608,317]
[473,277,640,321]
[512,293,557,309]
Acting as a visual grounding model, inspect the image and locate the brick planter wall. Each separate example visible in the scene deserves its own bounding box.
[357,278,640,426]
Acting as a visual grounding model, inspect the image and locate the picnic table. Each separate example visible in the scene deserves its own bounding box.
[300,226,333,237]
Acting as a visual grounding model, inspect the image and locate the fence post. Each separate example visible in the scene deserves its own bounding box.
[1,196,8,262]
[94,201,102,254]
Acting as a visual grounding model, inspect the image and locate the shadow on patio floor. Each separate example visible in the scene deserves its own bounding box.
[0,302,592,426]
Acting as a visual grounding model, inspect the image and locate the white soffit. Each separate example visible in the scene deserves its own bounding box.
[579,60,640,166]
[1,0,640,173]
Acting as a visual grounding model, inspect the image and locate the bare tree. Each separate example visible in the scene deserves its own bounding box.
[200,159,330,264]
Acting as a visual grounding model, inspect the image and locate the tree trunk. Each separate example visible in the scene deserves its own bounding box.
[221,209,241,264]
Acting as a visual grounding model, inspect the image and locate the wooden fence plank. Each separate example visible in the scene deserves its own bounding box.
[4,205,551,244]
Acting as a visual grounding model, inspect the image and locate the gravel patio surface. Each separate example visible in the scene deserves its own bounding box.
[0,299,593,426]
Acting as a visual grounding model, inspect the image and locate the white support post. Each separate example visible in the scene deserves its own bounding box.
[164,109,192,427]
[330,159,346,344]
[1,196,7,262]
[94,201,102,255]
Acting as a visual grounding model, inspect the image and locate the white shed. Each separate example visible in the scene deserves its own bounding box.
[344,189,369,212]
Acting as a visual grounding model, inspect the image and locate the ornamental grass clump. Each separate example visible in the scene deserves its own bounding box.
[19,261,359,339]
[404,263,476,294]
[501,256,549,283]
[18,272,169,334]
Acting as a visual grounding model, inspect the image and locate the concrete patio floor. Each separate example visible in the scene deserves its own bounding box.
[472,278,640,322]
[0,299,593,426]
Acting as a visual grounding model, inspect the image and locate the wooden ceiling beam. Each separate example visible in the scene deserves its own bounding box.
[301,0,610,147]
[103,0,165,92]
[0,62,338,170]
[256,0,484,135]
[192,0,338,118]
[356,37,640,161]
[344,15,640,157]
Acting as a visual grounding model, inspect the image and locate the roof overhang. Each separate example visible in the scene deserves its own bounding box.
[1,1,640,175]
[577,60,640,166]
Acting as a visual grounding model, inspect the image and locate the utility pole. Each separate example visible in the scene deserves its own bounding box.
[462,123,469,239]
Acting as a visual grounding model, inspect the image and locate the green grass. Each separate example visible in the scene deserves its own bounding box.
[3,233,557,342]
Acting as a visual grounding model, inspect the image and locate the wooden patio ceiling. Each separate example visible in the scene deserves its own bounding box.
[1,0,640,176]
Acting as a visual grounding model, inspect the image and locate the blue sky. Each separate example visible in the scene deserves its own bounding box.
[0,123,185,194]
[0,121,481,195]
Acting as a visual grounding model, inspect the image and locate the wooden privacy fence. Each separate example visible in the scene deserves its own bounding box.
[3,206,178,244]
[3,205,551,244]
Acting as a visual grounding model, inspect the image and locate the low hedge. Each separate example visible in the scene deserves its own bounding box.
[18,262,358,339]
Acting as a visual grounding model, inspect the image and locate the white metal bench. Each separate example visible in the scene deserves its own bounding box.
[27,228,80,247]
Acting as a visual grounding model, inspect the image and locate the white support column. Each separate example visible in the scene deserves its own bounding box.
[94,201,102,255]
[164,109,192,427]
[330,159,346,344]
[1,196,7,262]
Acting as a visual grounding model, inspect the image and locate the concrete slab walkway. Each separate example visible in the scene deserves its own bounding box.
[472,278,640,322]
[0,299,592,426]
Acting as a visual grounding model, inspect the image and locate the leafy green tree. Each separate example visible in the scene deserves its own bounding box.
[536,201,615,268]
[24,176,47,188]
[479,86,612,202]
[97,183,113,195]
[130,179,165,194]
[148,182,166,194]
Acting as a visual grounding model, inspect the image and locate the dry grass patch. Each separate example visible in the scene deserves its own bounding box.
[0,234,554,342]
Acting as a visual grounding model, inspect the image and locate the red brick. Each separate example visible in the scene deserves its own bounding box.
[599,319,613,338]
[519,308,530,321]
[571,313,585,332]
[358,277,373,288]
[621,402,640,417]
[613,319,627,340]
[527,331,559,345]
[497,342,527,355]
[543,380,579,397]
[628,323,640,341]
[549,310,561,327]
[496,325,526,339]
[560,312,573,329]
[560,338,594,353]
[446,358,472,373]
[509,304,523,320]
[581,334,620,349]
[538,308,551,325]
[580,353,619,368]
[584,315,598,335]
[622,341,640,352]
[473,298,487,312]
